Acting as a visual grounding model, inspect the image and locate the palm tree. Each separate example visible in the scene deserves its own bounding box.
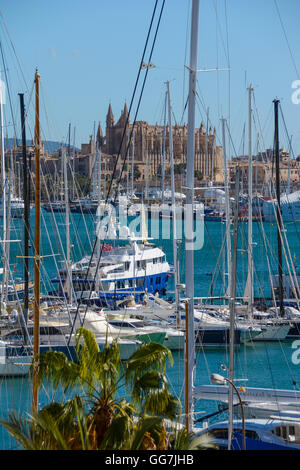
[1,328,183,450]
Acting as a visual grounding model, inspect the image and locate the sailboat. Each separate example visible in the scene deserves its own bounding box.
[50,207,172,306]
[193,99,300,450]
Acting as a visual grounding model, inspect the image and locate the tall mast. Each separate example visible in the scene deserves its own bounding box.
[205,107,209,179]
[131,129,135,196]
[32,70,41,414]
[244,86,254,317]
[145,137,149,200]
[166,81,179,320]
[228,166,240,449]
[72,126,76,200]
[221,117,231,299]
[19,93,30,327]
[185,0,200,433]
[287,135,292,195]
[161,91,167,206]
[63,146,72,304]
[0,72,8,302]
[5,150,11,302]
[95,142,102,295]
[274,99,284,317]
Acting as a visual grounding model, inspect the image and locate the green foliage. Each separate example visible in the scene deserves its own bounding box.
[133,163,141,180]
[0,328,213,450]
[74,173,91,196]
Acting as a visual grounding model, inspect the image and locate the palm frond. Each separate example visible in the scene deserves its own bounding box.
[31,350,81,392]
[0,412,36,450]
[130,416,163,450]
[125,342,173,386]
[100,415,133,450]
[172,427,218,450]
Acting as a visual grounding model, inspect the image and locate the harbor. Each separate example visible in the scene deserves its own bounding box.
[0,0,300,453]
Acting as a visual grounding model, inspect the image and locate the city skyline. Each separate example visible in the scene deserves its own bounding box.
[1,0,300,159]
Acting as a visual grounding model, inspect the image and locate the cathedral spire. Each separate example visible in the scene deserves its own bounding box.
[106,103,114,127]
[123,101,129,118]
[97,122,104,148]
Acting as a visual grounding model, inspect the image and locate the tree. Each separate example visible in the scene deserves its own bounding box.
[74,173,91,196]
[133,164,141,181]
[195,170,203,181]
[0,328,184,450]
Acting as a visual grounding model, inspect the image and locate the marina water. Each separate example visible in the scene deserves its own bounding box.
[1,210,300,449]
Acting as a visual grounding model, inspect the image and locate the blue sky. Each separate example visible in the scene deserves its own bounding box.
[1,0,300,157]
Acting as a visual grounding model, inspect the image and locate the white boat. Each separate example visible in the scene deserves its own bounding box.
[0,193,24,219]
[262,190,300,222]
[81,309,166,345]
[0,340,32,376]
[110,294,262,347]
[50,227,172,306]
[194,416,300,450]
[1,315,144,365]
[194,383,300,449]
[102,309,184,350]
[208,304,291,342]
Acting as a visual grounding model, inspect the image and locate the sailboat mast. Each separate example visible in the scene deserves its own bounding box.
[131,130,135,196]
[247,85,254,316]
[228,165,240,449]
[0,72,7,302]
[63,146,71,303]
[161,91,167,206]
[185,0,200,433]
[19,93,30,327]
[166,81,179,318]
[32,70,41,414]
[145,138,149,200]
[221,117,231,298]
[274,99,284,317]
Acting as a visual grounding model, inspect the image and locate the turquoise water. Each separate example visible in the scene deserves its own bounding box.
[1,210,300,449]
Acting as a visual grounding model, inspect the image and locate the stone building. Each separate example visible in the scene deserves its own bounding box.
[97,103,224,185]
[227,149,300,195]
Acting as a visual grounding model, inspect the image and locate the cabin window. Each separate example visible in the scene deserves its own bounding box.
[128,279,136,288]
[210,429,228,439]
[234,429,260,440]
[125,262,130,270]
[156,276,161,284]
[282,427,287,440]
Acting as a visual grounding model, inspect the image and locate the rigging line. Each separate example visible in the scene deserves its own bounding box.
[0,40,18,143]
[0,11,30,94]
[102,0,162,206]
[68,0,165,341]
[279,103,296,159]
[181,0,191,117]
[66,161,91,255]
[39,168,78,319]
[225,119,238,158]
[273,0,300,80]
[224,0,231,145]
[215,0,220,120]
[211,0,230,64]
[195,90,222,147]
[261,105,300,295]
[202,222,227,300]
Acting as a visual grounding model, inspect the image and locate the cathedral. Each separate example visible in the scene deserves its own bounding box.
[96,103,223,183]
